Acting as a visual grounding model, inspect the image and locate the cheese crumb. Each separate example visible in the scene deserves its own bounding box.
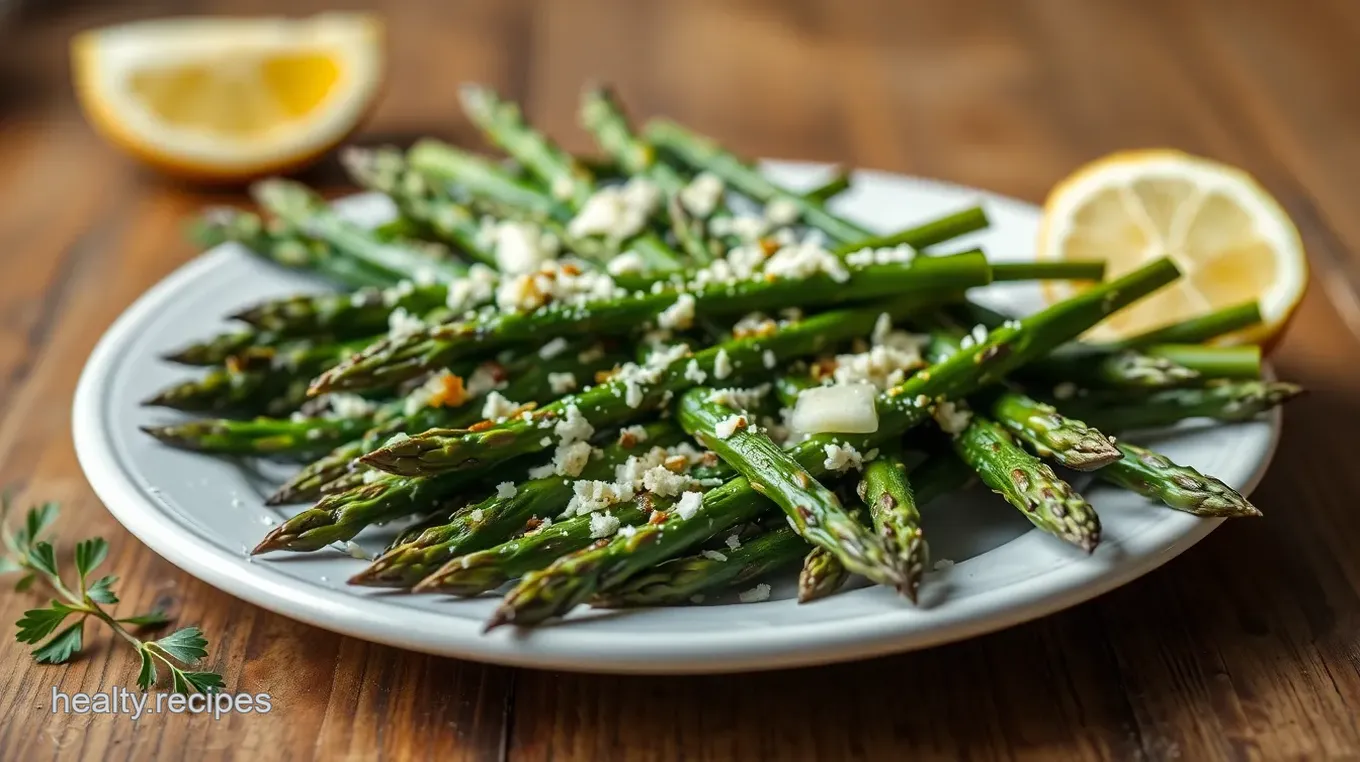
[725,534,741,551]
[570,479,635,514]
[548,372,577,395]
[763,197,801,226]
[679,172,724,217]
[738,583,772,603]
[554,404,595,445]
[493,221,557,275]
[589,511,621,539]
[568,177,660,242]
[683,359,708,384]
[387,307,426,340]
[822,442,865,472]
[932,400,973,435]
[469,508,485,523]
[606,251,646,275]
[674,491,704,520]
[552,440,594,477]
[539,337,569,359]
[481,391,520,421]
[714,414,748,439]
[445,263,498,313]
[496,481,517,499]
[657,293,697,331]
[713,349,733,380]
[642,465,691,497]
[933,558,955,571]
[763,349,777,369]
[345,541,371,560]
[700,549,729,562]
[616,524,638,538]
[618,425,650,446]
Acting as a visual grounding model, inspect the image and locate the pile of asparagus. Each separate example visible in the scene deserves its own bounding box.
[142,84,1301,629]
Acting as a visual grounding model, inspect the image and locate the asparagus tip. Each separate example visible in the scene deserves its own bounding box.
[482,606,515,633]
[250,529,291,555]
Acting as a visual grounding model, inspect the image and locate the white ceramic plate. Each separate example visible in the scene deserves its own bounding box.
[73,162,1281,673]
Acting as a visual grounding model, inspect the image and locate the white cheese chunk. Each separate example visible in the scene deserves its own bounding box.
[791,383,879,434]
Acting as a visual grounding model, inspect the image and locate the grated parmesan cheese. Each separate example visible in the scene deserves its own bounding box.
[738,583,772,603]
[496,481,518,499]
[657,293,697,331]
[714,414,748,439]
[822,442,865,472]
[589,511,621,539]
[678,172,724,217]
[932,400,972,435]
[548,372,577,395]
[674,491,704,520]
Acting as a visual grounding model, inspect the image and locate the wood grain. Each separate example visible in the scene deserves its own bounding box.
[1,1,1359,760]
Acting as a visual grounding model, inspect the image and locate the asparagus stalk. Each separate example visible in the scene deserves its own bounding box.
[162,328,282,367]
[804,171,851,204]
[1115,300,1262,347]
[459,84,596,209]
[678,388,905,587]
[311,250,990,394]
[269,440,367,505]
[952,417,1101,551]
[1063,380,1304,431]
[359,299,957,478]
[352,421,690,588]
[1096,441,1261,518]
[253,179,467,285]
[988,393,1121,471]
[604,527,809,608]
[144,336,379,416]
[231,283,449,339]
[342,146,496,266]
[483,258,1179,627]
[858,450,927,600]
[1025,344,1259,389]
[192,208,397,289]
[141,413,375,457]
[412,496,663,596]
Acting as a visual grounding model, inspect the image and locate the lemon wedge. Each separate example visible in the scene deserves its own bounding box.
[72,13,383,181]
[1038,149,1307,345]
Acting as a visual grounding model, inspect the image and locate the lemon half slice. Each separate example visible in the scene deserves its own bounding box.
[1038,150,1307,345]
[73,13,383,181]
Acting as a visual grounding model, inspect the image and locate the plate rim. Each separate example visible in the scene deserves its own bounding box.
[72,164,1282,673]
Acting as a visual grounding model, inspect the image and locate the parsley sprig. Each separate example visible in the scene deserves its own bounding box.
[1,494,224,693]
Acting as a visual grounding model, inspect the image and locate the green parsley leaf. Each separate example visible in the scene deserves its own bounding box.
[85,575,119,604]
[16,604,74,644]
[74,538,108,583]
[182,671,225,693]
[136,648,157,691]
[153,627,209,663]
[25,542,58,577]
[32,621,83,664]
[17,503,59,550]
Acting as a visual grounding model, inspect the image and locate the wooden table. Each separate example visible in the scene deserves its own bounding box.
[2,1,1359,759]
